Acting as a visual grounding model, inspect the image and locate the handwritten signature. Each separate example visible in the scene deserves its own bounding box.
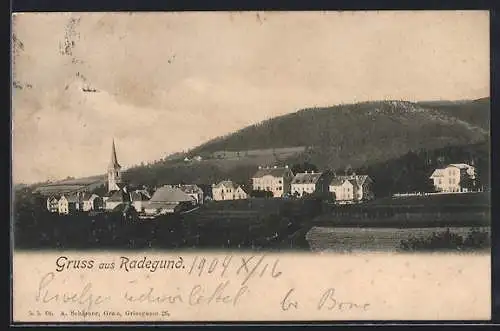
[281,287,370,312]
[35,272,110,311]
[35,272,249,311]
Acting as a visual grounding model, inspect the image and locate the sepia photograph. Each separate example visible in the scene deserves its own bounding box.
[11,10,491,322]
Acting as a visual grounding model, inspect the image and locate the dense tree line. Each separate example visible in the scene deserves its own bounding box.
[360,141,490,197]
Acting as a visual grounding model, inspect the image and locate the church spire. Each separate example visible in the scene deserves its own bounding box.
[109,139,121,169]
[107,139,123,193]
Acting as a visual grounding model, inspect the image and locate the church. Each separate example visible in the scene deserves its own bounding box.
[103,139,131,211]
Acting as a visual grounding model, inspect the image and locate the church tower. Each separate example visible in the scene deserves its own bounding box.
[107,139,122,192]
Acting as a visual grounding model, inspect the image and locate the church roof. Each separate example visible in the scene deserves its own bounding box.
[109,139,121,169]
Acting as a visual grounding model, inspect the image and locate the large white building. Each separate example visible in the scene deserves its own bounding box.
[430,163,476,193]
[251,165,294,198]
[291,171,323,197]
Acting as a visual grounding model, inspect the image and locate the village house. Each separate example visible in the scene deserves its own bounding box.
[291,171,323,197]
[252,165,294,198]
[58,194,80,214]
[329,174,374,203]
[104,187,130,211]
[46,195,60,213]
[81,192,104,212]
[430,163,476,193]
[174,184,204,205]
[143,186,197,216]
[212,180,248,201]
[130,190,151,213]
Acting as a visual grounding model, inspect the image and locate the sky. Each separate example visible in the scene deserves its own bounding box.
[11,11,490,184]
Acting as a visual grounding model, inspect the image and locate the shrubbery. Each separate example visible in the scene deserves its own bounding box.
[399,227,490,251]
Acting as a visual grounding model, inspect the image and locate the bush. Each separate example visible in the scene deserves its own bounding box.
[399,228,490,251]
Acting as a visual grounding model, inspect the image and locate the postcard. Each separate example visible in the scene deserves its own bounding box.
[11,10,491,323]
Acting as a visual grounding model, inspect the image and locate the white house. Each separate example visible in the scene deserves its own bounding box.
[252,165,294,198]
[291,171,323,197]
[104,187,130,211]
[430,163,476,193]
[58,194,79,214]
[46,196,60,213]
[130,190,150,213]
[212,180,248,201]
[81,193,103,212]
[329,178,356,203]
[329,174,374,203]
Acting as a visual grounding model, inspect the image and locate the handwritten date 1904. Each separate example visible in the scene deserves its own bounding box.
[188,255,282,286]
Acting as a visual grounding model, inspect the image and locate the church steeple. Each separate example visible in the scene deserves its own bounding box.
[107,139,122,192]
[109,139,121,169]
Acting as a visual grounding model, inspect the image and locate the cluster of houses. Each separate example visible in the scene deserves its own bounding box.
[44,141,479,217]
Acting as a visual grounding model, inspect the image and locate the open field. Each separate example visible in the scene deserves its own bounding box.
[306,226,491,252]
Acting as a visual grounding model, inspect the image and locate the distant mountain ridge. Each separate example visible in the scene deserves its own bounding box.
[187,98,489,170]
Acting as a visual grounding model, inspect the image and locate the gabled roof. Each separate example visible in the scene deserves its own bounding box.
[252,167,292,178]
[150,186,196,203]
[292,172,323,184]
[336,175,371,186]
[329,178,344,186]
[330,178,354,187]
[107,190,129,202]
[430,169,446,178]
[234,185,247,193]
[130,191,150,201]
[213,180,237,190]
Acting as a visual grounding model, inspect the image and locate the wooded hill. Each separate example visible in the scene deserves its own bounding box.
[121,98,489,196]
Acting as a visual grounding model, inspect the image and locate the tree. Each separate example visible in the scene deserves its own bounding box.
[291,162,318,174]
[460,175,476,192]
